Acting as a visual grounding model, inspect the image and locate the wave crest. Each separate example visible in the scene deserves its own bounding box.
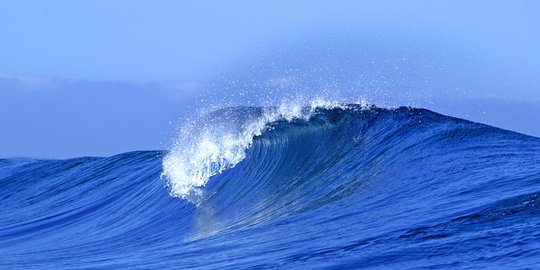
[161,100,363,200]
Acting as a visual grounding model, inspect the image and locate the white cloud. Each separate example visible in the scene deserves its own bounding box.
[0,71,52,88]
[160,81,206,99]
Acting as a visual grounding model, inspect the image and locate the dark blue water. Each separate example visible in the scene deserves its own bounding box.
[1,106,539,269]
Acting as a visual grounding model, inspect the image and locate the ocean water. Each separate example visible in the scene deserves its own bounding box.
[1,104,540,269]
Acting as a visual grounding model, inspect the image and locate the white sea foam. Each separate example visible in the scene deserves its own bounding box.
[161,99,367,201]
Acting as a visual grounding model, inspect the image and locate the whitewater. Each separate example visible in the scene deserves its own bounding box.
[1,102,540,269]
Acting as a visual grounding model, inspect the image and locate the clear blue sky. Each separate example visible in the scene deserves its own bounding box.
[1,1,539,158]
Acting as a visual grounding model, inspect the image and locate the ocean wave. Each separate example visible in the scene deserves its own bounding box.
[1,103,540,269]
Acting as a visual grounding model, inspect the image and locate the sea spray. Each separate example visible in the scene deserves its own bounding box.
[161,99,363,200]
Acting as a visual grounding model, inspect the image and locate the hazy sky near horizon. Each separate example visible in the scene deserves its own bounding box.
[1,1,539,158]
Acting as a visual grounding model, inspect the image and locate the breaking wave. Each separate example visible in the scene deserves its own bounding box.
[2,103,540,269]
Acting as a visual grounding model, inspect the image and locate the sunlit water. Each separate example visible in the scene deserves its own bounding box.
[1,104,540,269]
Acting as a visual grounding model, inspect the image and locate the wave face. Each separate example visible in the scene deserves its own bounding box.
[1,105,540,269]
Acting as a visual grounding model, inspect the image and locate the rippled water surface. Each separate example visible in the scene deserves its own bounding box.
[1,106,540,269]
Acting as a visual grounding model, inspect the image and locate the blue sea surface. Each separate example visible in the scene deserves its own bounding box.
[1,105,539,269]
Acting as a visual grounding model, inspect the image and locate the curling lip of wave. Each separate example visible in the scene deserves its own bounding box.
[161,100,362,200]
